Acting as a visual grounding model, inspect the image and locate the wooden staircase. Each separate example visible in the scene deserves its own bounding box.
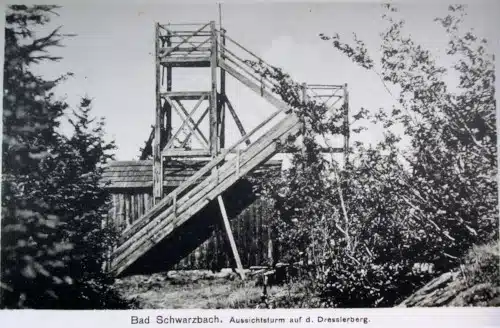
[110,114,301,276]
[108,23,347,276]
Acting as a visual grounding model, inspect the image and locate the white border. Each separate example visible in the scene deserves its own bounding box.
[0,1,499,327]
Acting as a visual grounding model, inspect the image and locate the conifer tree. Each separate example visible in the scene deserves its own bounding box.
[2,5,127,309]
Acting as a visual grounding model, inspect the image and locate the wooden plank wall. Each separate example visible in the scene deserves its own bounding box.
[107,190,277,269]
[174,198,276,270]
[108,191,155,232]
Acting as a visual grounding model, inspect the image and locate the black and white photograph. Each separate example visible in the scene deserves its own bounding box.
[0,0,499,319]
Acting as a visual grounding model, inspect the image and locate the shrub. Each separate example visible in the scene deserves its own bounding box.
[253,4,497,307]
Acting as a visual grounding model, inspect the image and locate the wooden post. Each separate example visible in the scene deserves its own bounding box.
[300,83,308,158]
[225,95,251,146]
[217,195,246,280]
[219,28,226,150]
[209,21,218,157]
[153,22,163,204]
[343,83,349,167]
[301,82,308,104]
[236,148,240,175]
[217,28,228,278]
[264,202,274,266]
[173,193,177,218]
[165,29,173,143]
[267,225,274,266]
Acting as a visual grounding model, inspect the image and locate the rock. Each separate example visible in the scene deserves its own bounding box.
[399,269,499,307]
[399,271,461,307]
[450,284,500,307]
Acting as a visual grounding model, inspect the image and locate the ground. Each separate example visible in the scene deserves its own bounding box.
[113,242,499,309]
[112,269,314,309]
[399,241,500,307]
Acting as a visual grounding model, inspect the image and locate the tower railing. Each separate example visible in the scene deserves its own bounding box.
[158,23,213,67]
[219,31,348,113]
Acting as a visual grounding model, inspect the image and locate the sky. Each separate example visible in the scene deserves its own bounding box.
[2,1,499,161]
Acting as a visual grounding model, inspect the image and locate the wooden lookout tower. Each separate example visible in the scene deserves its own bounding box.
[102,21,349,277]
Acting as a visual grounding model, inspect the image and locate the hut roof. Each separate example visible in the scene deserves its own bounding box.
[101,158,282,190]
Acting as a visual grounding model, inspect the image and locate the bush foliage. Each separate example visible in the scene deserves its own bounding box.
[254,4,497,307]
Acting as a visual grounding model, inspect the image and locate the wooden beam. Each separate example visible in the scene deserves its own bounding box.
[319,88,344,109]
[174,98,209,147]
[267,224,274,266]
[160,57,211,68]
[159,22,211,27]
[159,46,211,55]
[287,147,345,153]
[343,83,350,167]
[163,99,198,151]
[219,60,290,113]
[313,94,343,98]
[307,84,345,88]
[164,96,209,148]
[222,49,277,86]
[162,149,211,157]
[169,29,210,50]
[180,106,209,148]
[224,95,251,145]
[160,91,210,100]
[160,22,211,53]
[175,95,207,143]
[224,95,251,146]
[210,21,218,156]
[301,83,308,104]
[165,30,172,143]
[140,125,155,160]
[301,83,308,158]
[153,22,163,203]
[221,52,277,93]
[217,196,246,280]
[162,101,170,149]
[161,31,212,37]
[219,29,227,149]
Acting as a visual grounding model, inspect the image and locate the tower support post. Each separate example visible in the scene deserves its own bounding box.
[219,28,227,150]
[209,21,219,156]
[217,195,246,280]
[165,29,173,143]
[153,22,164,203]
[300,83,308,157]
[343,83,350,167]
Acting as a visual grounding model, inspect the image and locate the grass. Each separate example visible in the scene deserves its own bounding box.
[112,270,301,309]
[461,239,500,287]
[450,239,500,306]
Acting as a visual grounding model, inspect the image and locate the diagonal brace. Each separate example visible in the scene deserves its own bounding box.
[217,195,246,280]
[223,95,251,146]
[181,106,210,148]
[160,22,211,56]
[164,96,209,148]
[174,98,209,147]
